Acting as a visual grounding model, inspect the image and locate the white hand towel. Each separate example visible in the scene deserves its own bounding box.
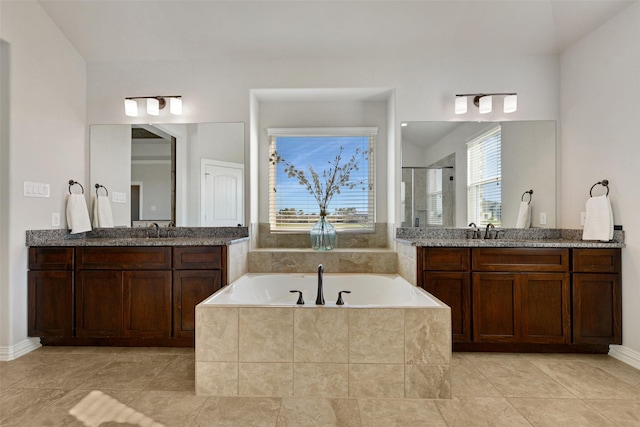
[582,195,613,241]
[92,195,114,228]
[66,194,92,234]
[515,201,531,229]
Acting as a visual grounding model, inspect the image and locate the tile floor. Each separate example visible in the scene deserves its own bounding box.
[2,347,640,426]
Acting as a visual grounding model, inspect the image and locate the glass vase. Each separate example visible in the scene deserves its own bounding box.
[310,215,336,251]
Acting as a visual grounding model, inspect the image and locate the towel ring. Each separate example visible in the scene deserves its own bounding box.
[68,180,84,194]
[521,189,533,205]
[589,179,609,197]
[95,184,109,197]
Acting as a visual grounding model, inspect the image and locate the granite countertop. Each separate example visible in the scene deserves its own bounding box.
[30,236,250,247]
[26,228,250,247]
[395,238,624,249]
[395,227,625,249]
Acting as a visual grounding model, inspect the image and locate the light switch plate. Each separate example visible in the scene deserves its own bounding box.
[540,212,547,225]
[24,181,50,198]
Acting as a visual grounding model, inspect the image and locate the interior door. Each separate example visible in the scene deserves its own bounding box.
[201,159,244,226]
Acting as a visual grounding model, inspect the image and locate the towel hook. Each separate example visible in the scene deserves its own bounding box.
[589,179,609,197]
[521,189,533,205]
[68,180,84,194]
[95,183,109,197]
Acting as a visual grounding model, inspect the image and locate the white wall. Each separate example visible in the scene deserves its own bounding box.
[560,3,640,357]
[85,55,558,242]
[0,1,86,358]
[131,162,171,220]
[90,125,131,227]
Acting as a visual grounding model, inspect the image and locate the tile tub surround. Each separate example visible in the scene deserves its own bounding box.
[256,222,389,249]
[195,306,452,399]
[248,248,397,274]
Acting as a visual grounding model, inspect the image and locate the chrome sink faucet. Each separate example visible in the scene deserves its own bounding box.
[316,264,325,305]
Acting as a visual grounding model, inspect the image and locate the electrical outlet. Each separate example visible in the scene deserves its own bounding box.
[540,212,547,225]
[580,212,586,226]
[51,212,60,227]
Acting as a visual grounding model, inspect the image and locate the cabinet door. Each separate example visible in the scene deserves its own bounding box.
[573,273,622,345]
[521,273,571,344]
[124,270,172,338]
[76,271,124,337]
[423,271,470,342]
[28,271,73,337]
[472,273,520,343]
[173,270,222,338]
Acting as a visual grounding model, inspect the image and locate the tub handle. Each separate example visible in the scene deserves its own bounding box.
[336,290,351,306]
[289,290,304,305]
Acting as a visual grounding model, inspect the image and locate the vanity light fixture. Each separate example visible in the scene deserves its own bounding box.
[123,96,183,117]
[455,93,517,114]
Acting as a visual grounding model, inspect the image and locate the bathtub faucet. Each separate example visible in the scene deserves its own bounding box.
[316,264,325,305]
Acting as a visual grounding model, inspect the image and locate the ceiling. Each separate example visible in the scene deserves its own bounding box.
[37,0,634,63]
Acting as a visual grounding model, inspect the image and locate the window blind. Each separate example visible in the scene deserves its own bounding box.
[427,168,443,226]
[268,128,376,232]
[467,126,502,227]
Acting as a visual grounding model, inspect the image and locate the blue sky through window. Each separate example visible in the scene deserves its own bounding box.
[274,135,370,215]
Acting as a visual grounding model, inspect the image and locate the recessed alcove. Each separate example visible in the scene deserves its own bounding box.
[248,88,397,253]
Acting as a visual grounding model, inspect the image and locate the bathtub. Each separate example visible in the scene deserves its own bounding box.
[195,273,452,400]
[201,273,442,307]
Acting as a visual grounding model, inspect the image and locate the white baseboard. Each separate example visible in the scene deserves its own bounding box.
[609,345,640,370]
[0,337,41,361]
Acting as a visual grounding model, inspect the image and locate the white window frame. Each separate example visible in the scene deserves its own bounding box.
[467,125,502,227]
[268,127,377,232]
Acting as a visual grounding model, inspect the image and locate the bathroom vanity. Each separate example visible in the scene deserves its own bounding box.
[26,229,248,347]
[417,245,622,353]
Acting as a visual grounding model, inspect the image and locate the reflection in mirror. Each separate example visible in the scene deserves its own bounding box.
[90,122,245,227]
[401,121,556,228]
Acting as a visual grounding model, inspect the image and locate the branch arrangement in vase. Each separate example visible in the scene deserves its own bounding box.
[270,146,370,215]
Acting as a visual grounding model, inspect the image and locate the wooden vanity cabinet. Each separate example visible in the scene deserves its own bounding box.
[471,248,571,345]
[29,244,229,347]
[28,247,74,337]
[75,247,172,339]
[172,246,226,338]
[572,248,622,345]
[419,248,471,343]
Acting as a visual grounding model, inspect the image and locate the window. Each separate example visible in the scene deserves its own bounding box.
[427,168,443,226]
[467,125,501,227]
[268,128,376,232]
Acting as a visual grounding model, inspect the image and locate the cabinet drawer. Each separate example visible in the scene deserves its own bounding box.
[472,248,569,272]
[422,248,470,271]
[76,247,171,270]
[573,249,621,273]
[173,246,223,270]
[29,247,74,270]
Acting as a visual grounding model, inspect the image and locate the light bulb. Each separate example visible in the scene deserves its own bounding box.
[124,99,138,117]
[147,98,160,116]
[504,94,517,113]
[169,97,182,115]
[479,96,492,114]
[455,96,467,114]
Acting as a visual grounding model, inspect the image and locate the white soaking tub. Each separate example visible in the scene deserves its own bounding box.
[196,273,452,400]
[201,273,442,307]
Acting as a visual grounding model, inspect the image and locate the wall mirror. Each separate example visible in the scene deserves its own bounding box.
[90,122,245,227]
[401,121,556,228]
